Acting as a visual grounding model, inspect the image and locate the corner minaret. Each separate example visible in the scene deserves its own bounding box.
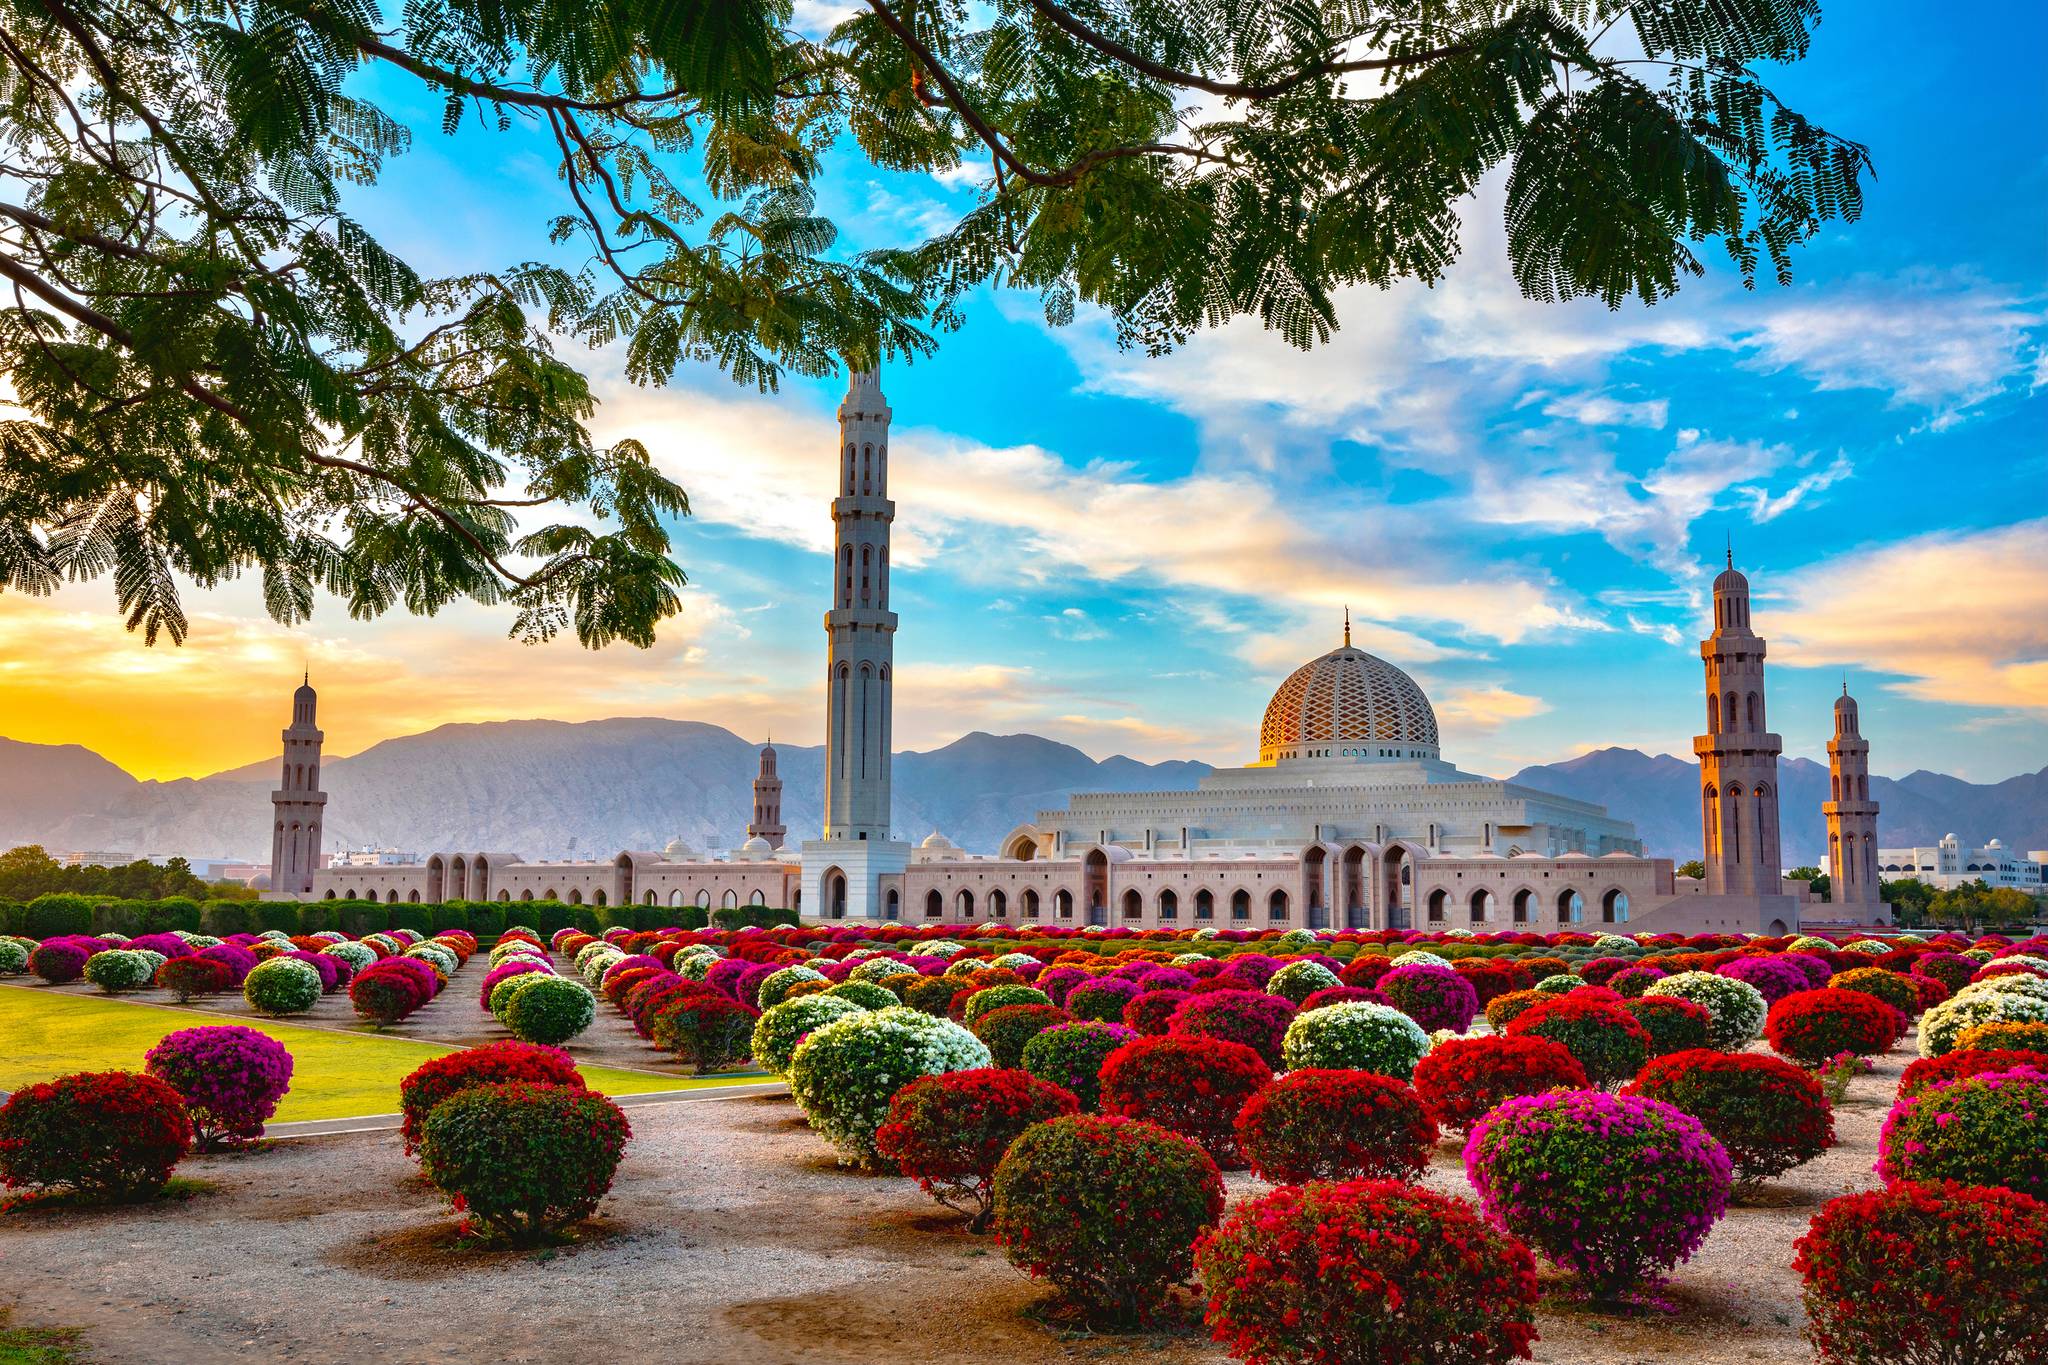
[823,369,896,841]
[1824,682,1884,917]
[1692,552,1784,897]
[749,740,787,850]
[269,673,328,896]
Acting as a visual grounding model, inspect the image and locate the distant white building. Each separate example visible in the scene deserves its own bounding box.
[1874,835,2048,892]
[335,847,423,868]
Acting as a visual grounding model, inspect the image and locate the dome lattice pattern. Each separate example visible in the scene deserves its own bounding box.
[1259,646,1439,761]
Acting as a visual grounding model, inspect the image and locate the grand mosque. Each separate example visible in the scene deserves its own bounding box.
[272,372,1890,934]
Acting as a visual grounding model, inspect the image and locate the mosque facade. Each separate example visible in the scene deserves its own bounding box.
[281,371,1884,934]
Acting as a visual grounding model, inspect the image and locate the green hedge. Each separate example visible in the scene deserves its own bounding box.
[677,906,709,931]
[0,899,21,935]
[25,893,93,938]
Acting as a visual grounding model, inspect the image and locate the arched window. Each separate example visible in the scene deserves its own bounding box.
[1022,888,1040,919]
[957,888,976,917]
[1469,888,1492,922]
[1426,888,1448,921]
[1158,889,1178,920]
[594,890,607,906]
[722,889,739,909]
[925,889,944,919]
[1230,889,1251,921]
[749,889,766,906]
[520,889,533,902]
[1121,888,1143,920]
[1557,889,1582,922]
[1602,889,1630,923]
[1747,692,1762,729]
[1194,888,1214,920]
[568,889,583,905]
[696,889,712,908]
[1267,888,1289,921]
[1725,691,1739,730]
[1707,693,1720,732]
[988,889,1006,917]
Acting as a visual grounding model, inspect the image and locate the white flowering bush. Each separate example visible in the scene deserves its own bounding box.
[129,949,167,977]
[908,940,964,959]
[752,995,867,1077]
[1273,928,1317,953]
[489,940,549,967]
[675,953,718,982]
[1191,926,1219,940]
[320,941,376,973]
[1644,971,1768,1050]
[83,949,153,993]
[1390,950,1451,970]
[1786,936,1835,954]
[0,940,28,975]
[406,943,459,976]
[1265,959,1341,1004]
[258,930,292,943]
[1844,940,1888,955]
[844,947,887,962]
[1993,954,2048,975]
[1919,991,2048,1058]
[788,1006,992,1167]
[849,956,911,984]
[503,975,598,1045]
[1280,1002,1430,1079]
[758,963,828,1009]
[579,950,624,989]
[992,953,1039,971]
[1441,927,1474,939]
[1956,976,2048,1005]
[574,941,618,971]
[1960,949,1994,965]
[1533,974,1581,995]
[184,934,223,949]
[243,957,322,1015]
[1592,934,1639,953]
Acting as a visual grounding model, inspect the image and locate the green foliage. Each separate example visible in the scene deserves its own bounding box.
[418,1082,631,1246]
[390,905,433,936]
[0,846,216,903]
[24,892,92,939]
[200,900,254,936]
[255,902,301,935]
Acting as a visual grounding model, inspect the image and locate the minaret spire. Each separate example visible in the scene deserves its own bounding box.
[271,674,327,897]
[1343,605,1351,648]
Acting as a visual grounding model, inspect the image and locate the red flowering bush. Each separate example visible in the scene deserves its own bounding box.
[1197,1180,1539,1365]
[1878,1066,2047,1199]
[350,958,438,1025]
[1503,994,1649,1087]
[1020,1022,1136,1111]
[1626,1050,1834,1191]
[1620,994,1713,1057]
[1608,964,1668,998]
[1167,990,1295,1070]
[1765,989,1905,1066]
[1122,988,1192,1035]
[397,1041,586,1153]
[971,1002,1069,1068]
[1795,1181,2048,1365]
[651,993,759,1073]
[1411,1035,1589,1134]
[1234,1069,1437,1184]
[1098,1035,1270,1166]
[874,1068,1078,1230]
[155,955,232,1003]
[1898,1046,2048,1101]
[1338,955,1397,989]
[418,1082,630,1246]
[1483,989,1546,1032]
[0,1070,191,1201]
[1380,963,1480,1033]
[144,1025,294,1149]
[1910,952,1977,993]
[1066,977,1143,1023]
[991,1114,1225,1323]
[1455,958,1535,1005]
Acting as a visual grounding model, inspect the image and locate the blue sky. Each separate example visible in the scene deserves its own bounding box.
[5,1,2043,785]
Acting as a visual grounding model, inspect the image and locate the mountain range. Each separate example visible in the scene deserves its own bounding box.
[2,724,2042,868]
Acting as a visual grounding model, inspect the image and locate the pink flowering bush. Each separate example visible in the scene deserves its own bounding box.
[1380,963,1480,1033]
[1465,1089,1733,1296]
[1877,1066,2046,1200]
[1167,990,1295,1070]
[143,1025,294,1149]
[1717,955,1810,1006]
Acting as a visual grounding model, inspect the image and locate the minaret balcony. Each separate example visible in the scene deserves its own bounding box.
[824,607,899,631]
[1691,731,1782,758]
[270,790,329,806]
[831,495,896,519]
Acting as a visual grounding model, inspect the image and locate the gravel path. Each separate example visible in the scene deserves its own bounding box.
[0,1035,1905,1364]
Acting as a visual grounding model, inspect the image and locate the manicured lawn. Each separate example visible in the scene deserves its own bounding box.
[0,988,751,1122]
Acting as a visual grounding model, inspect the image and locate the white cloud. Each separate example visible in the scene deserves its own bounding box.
[1047,607,1107,641]
[1626,613,1686,647]
[1542,393,1670,429]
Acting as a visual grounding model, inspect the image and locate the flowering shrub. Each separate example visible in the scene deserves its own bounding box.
[143,1026,293,1149]
[1910,952,1977,993]
[197,942,257,984]
[1263,959,1341,1005]
[1065,977,1143,1023]
[0,940,26,975]
[1716,954,1809,1006]
[1626,1050,1833,1190]
[788,1006,992,1167]
[1380,963,1480,1033]
[1020,1021,1137,1111]
[27,941,89,984]
[82,949,153,993]
[242,956,321,1016]
[822,979,897,1010]
[1412,1035,1589,1134]
[1764,989,1904,1066]
[1878,1066,2046,1199]
[1196,1179,1539,1365]
[1643,971,1767,1050]
[1484,989,1547,1032]
[1235,1069,1437,1184]
[1502,995,1649,1087]
[874,1068,1078,1230]
[503,976,597,1045]
[1167,990,1296,1071]
[1953,1019,2048,1054]
[752,995,866,1077]
[1796,1181,2048,1365]
[1828,966,1921,1018]
[0,1070,192,1201]
[1280,1002,1430,1079]
[955,983,1046,1026]
[651,993,758,1072]
[1918,989,2048,1058]
[755,963,826,1011]
[1898,1047,2048,1102]
[396,1041,585,1153]
[418,1081,630,1246]
[155,955,232,1002]
[971,1003,1069,1069]
[1099,1035,1270,1165]
[1123,988,1193,1035]
[991,1114,1224,1324]
[350,959,436,1024]
[1465,1089,1732,1296]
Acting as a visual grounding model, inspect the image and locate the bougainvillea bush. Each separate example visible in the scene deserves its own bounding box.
[1379,963,1480,1033]
[1828,966,1921,1019]
[1167,991,1296,1071]
[242,956,322,1016]
[155,955,232,1003]
[397,1041,585,1154]
[1065,977,1143,1024]
[751,996,866,1078]
[0,1070,192,1202]
[1716,954,1810,1006]
[1197,1179,1539,1365]
[349,958,436,1025]
[1262,959,1341,1005]
[1794,1181,2048,1365]
[1123,988,1193,1036]
[1626,1050,1834,1192]
[969,1002,1069,1069]
[1877,1066,2047,1199]
[1234,1069,1437,1185]
[1098,1035,1270,1167]
[1502,995,1649,1087]
[1763,988,1904,1067]
[651,993,758,1073]
[1279,1002,1430,1079]
[874,1068,1078,1230]
[1621,995,1713,1058]
[1897,1046,2048,1102]
[417,1081,630,1246]
[143,1026,293,1150]
[1643,972,1767,1051]
[788,1006,991,1167]
[1465,1089,1732,1296]
[1020,1022,1137,1112]
[991,1114,1224,1324]
[1411,1035,1589,1135]
[26,940,88,984]
[1918,990,2048,1058]
[503,976,598,1046]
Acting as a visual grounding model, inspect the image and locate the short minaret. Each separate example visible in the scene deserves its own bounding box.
[1692,552,1784,897]
[269,674,328,896]
[1824,682,1883,916]
[823,369,897,841]
[749,741,787,850]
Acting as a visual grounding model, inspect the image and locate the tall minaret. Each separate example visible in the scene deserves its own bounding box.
[822,369,897,842]
[269,673,328,896]
[1824,682,1883,916]
[749,741,787,850]
[1693,552,1784,897]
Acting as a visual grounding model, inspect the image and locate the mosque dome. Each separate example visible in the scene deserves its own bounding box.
[738,835,773,860]
[662,836,696,860]
[1258,627,1439,765]
[919,831,956,850]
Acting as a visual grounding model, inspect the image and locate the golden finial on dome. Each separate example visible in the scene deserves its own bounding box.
[1343,605,1351,648]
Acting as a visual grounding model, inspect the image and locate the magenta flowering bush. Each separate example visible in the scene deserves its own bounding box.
[1167,990,1296,1070]
[282,950,344,993]
[1608,964,1668,998]
[1465,1089,1733,1296]
[1717,955,1809,1006]
[27,940,89,984]
[1066,977,1143,1023]
[1034,966,1091,1007]
[1777,952,1833,988]
[144,1025,295,1149]
[1878,1066,2047,1199]
[197,942,258,985]
[479,958,551,1010]
[1380,963,1480,1033]
[126,932,193,959]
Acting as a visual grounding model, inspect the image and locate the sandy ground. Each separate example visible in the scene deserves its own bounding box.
[0,1031,1903,1365]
